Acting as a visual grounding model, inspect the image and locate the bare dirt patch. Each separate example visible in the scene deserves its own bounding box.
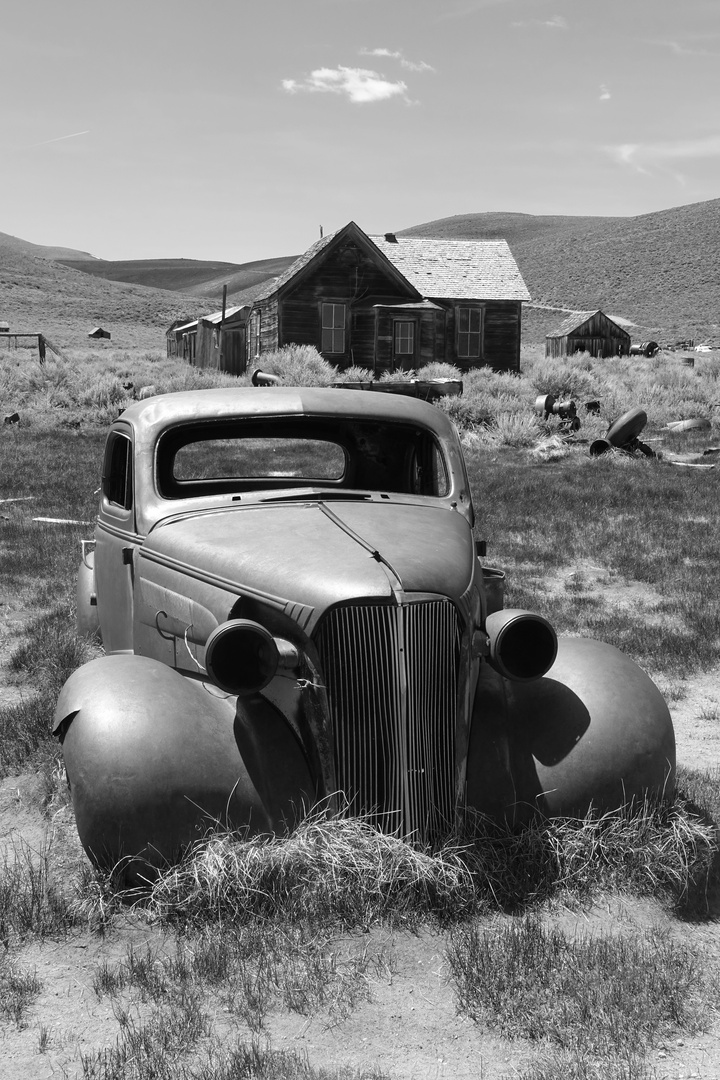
[1,596,720,1079]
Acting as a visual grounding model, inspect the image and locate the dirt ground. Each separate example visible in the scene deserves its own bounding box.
[1,605,720,1079]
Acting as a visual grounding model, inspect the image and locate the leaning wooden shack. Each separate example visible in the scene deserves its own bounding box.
[545,310,631,359]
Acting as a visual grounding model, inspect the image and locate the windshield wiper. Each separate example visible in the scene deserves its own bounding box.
[256,490,374,503]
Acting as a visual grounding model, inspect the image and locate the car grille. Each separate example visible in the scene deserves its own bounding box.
[314,599,462,843]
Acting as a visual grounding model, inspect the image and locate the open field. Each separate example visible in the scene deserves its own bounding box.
[0,343,720,1079]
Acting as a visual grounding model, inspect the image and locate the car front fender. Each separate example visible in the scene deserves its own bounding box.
[466,637,675,822]
[54,655,315,881]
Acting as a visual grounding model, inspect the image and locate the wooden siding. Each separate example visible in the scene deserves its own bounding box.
[482,301,522,372]
[195,318,248,374]
[278,240,417,362]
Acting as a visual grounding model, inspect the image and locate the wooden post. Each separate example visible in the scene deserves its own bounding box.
[219,284,227,370]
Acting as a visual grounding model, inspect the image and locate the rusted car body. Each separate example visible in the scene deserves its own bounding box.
[55,387,675,878]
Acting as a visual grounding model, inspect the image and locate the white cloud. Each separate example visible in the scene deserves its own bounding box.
[512,14,568,29]
[599,84,611,101]
[650,38,720,58]
[282,66,409,104]
[360,47,435,72]
[606,134,720,169]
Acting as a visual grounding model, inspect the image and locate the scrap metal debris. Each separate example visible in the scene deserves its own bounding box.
[535,394,581,432]
[32,517,94,526]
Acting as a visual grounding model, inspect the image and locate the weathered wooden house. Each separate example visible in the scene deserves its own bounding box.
[545,310,631,359]
[248,222,530,374]
[88,326,111,340]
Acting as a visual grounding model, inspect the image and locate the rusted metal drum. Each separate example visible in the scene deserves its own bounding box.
[606,407,647,448]
[481,566,506,615]
[535,394,555,418]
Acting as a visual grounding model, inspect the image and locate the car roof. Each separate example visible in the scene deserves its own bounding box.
[117,386,459,443]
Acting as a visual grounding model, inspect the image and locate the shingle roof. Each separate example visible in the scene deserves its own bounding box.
[251,224,530,304]
[369,236,531,301]
[252,232,338,303]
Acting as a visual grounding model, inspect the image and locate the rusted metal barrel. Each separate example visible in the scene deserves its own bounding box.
[630,342,659,358]
[481,567,506,615]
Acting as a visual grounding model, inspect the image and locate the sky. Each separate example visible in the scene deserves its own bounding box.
[2,0,719,263]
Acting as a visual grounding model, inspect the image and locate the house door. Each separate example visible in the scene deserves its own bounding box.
[393,319,416,371]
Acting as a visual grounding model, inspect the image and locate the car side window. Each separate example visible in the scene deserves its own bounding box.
[102,432,133,510]
[409,437,450,497]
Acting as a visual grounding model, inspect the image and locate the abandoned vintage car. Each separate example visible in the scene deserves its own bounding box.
[55,387,675,876]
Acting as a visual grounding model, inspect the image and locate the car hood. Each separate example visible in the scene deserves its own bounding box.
[141,499,475,617]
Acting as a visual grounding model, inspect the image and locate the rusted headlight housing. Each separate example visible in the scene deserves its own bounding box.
[485,609,558,682]
[205,619,285,695]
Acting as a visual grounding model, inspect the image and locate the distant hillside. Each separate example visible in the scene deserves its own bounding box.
[0,235,214,350]
[400,201,720,335]
[0,230,96,261]
[57,255,297,303]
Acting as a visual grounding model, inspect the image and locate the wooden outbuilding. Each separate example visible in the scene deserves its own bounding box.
[545,310,631,359]
[247,222,530,375]
[195,305,250,375]
[166,317,195,358]
[88,326,111,340]
[167,306,250,373]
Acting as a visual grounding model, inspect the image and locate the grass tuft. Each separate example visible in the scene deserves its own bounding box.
[447,916,715,1056]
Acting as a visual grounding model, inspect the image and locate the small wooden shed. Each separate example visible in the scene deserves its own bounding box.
[88,327,111,340]
[195,305,249,375]
[546,310,630,359]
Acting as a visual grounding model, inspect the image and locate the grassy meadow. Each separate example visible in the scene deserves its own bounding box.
[0,341,720,1079]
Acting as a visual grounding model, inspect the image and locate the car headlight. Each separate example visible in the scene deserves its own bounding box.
[204,619,297,695]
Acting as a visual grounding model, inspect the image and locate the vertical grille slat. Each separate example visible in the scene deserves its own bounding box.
[315,599,462,843]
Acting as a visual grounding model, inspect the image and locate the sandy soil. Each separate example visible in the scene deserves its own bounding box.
[1,606,719,1079]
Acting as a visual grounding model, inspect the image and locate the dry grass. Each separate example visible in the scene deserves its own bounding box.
[132,799,718,931]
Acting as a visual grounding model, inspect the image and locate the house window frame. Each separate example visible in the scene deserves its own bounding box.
[456,305,484,360]
[392,318,417,366]
[320,301,347,355]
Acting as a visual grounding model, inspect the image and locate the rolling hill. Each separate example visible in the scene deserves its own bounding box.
[55,255,296,301]
[399,200,720,335]
[0,233,216,349]
[2,197,719,347]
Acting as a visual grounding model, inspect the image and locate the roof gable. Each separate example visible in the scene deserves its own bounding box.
[548,309,630,338]
[252,221,417,303]
[369,235,531,301]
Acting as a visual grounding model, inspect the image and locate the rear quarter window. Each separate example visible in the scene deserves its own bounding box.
[102,432,133,510]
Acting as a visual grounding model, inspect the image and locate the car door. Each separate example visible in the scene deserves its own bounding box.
[94,425,138,653]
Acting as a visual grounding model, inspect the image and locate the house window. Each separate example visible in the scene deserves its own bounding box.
[394,320,415,357]
[457,307,483,358]
[321,303,346,354]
